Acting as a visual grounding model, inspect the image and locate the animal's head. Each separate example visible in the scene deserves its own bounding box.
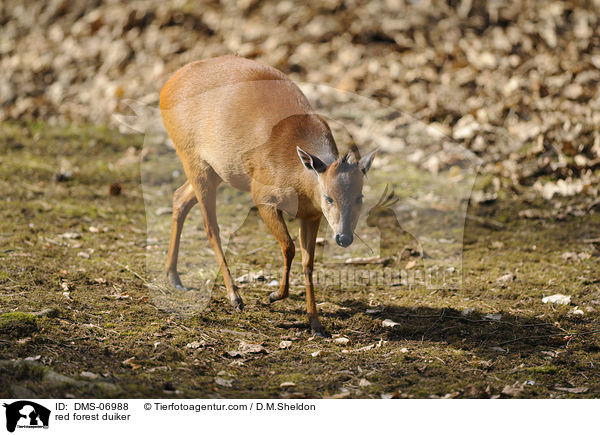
[297,147,377,247]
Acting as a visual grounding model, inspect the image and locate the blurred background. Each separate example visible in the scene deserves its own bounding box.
[1,0,599,202]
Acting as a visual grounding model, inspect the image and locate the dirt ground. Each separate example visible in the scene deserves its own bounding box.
[1,122,599,399]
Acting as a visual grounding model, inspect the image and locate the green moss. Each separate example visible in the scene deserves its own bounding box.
[525,365,558,374]
[15,362,48,381]
[0,312,38,337]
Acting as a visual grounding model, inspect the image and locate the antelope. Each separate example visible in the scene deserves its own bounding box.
[159,55,376,337]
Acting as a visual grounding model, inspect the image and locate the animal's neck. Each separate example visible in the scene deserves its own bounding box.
[299,169,323,215]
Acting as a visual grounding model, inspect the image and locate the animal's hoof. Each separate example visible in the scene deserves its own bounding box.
[310,320,331,338]
[167,272,187,291]
[231,297,245,311]
[268,291,286,303]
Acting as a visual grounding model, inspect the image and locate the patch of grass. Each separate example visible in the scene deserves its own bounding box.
[14,362,48,381]
[0,121,599,398]
[0,312,38,337]
[525,365,558,374]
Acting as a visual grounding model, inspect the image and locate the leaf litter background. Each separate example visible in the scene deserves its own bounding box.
[1,0,600,398]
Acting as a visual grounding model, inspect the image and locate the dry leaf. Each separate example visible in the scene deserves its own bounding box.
[186,340,206,349]
[554,386,588,394]
[279,340,292,349]
[215,377,233,387]
[359,378,372,387]
[542,294,571,305]
[496,273,516,284]
[405,260,417,270]
[382,319,400,328]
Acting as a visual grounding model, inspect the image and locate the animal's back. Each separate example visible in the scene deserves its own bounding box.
[160,56,321,191]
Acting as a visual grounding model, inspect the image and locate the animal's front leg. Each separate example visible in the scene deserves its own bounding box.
[299,217,330,337]
[256,204,295,303]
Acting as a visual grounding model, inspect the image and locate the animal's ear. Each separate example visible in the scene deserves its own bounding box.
[359,149,377,175]
[297,147,327,173]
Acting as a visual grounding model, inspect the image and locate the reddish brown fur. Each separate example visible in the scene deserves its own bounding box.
[159,56,374,337]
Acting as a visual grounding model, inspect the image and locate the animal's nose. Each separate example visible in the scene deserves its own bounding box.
[335,233,353,247]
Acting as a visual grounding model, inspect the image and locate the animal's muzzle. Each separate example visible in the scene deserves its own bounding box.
[335,233,353,248]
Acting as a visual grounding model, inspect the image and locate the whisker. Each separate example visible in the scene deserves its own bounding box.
[353,231,374,254]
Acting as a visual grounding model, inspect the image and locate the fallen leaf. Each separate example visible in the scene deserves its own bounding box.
[382,318,400,328]
[235,270,267,284]
[227,341,268,357]
[554,386,588,394]
[496,273,516,284]
[359,378,372,387]
[186,340,206,349]
[334,337,350,345]
[80,371,100,380]
[60,232,81,239]
[122,357,141,370]
[366,307,384,314]
[501,382,525,397]
[279,340,292,349]
[561,252,591,261]
[519,209,543,219]
[215,377,233,387]
[542,294,571,305]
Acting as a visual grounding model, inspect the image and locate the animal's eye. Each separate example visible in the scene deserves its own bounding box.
[325,196,334,205]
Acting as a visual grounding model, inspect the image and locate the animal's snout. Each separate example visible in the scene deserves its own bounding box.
[335,233,353,248]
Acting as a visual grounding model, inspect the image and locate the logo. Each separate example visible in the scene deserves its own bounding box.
[3,401,50,433]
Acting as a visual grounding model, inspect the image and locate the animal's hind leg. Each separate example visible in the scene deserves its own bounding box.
[166,180,197,290]
[190,162,244,310]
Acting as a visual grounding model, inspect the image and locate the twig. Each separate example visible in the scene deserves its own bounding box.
[353,231,374,254]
